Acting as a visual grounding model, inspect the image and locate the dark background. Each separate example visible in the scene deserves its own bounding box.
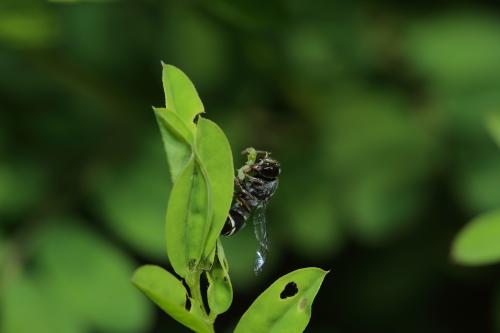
[1,1,500,332]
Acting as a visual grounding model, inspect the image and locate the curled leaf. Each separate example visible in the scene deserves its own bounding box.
[154,107,193,182]
[195,118,234,262]
[165,158,212,277]
[132,265,214,333]
[206,239,233,316]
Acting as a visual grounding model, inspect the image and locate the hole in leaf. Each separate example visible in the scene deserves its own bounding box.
[280,282,298,299]
[181,278,192,298]
[200,272,210,312]
[185,294,192,311]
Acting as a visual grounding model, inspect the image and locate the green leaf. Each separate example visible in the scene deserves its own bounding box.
[0,161,48,218]
[159,66,233,274]
[132,265,214,333]
[92,139,171,259]
[162,63,204,134]
[0,10,57,49]
[281,186,343,258]
[458,155,500,212]
[404,13,500,88]
[452,209,500,265]
[322,92,433,242]
[166,157,212,276]
[486,112,500,149]
[206,239,233,315]
[33,221,152,332]
[0,236,6,271]
[154,107,194,182]
[1,274,84,333]
[234,267,328,333]
[195,118,234,261]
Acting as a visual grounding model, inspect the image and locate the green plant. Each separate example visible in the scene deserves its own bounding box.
[132,64,328,333]
[451,113,500,266]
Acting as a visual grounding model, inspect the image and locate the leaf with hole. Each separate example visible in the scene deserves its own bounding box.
[452,209,500,265]
[234,267,328,333]
[132,265,214,333]
[162,63,204,134]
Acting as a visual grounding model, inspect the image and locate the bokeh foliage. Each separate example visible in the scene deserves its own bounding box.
[2,1,500,332]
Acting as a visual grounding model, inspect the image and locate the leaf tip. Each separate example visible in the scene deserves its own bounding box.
[131,264,157,286]
[310,267,331,277]
[131,266,145,287]
[162,63,182,75]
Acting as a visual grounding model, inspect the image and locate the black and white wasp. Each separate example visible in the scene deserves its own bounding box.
[221,148,281,274]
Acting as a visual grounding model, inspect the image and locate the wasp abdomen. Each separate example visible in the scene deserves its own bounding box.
[221,199,250,236]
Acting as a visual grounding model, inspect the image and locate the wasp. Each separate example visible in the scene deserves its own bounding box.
[221,148,281,274]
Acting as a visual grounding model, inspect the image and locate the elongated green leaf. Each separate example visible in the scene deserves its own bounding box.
[162,63,204,134]
[132,265,214,333]
[206,239,233,315]
[195,118,234,262]
[1,274,84,333]
[0,236,6,272]
[92,139,170,259]
[154,107,193,182]
[452,209,500,265]
[235,267,328,333]
[486,112,500,149]
[166,157,212,276]
[33,222,151,332]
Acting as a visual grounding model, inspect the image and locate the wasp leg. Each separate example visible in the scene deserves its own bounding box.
[237,164,252,180]
[235,178,259,198]
[245,175,265,185]
[234,178,259,211]
[254,150,270,157]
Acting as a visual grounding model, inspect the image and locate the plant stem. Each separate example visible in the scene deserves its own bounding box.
[187,270,213,325]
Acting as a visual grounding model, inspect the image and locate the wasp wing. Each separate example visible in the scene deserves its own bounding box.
[252,204,269,275]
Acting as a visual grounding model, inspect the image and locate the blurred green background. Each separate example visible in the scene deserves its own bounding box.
[2,1,500,332]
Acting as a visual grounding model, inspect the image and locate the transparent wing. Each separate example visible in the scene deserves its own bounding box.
[252,204,269,275]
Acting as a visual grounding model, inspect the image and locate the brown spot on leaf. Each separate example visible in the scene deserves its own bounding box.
[299,297,308,310]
